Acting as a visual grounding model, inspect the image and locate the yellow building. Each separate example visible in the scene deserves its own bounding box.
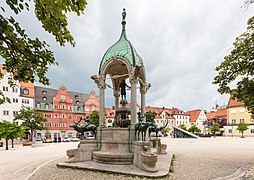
[224,99,254,137]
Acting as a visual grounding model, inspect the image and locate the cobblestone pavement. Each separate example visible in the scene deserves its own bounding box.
[2,137,254,180]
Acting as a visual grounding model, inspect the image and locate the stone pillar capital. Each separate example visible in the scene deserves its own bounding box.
[91,75,106,89]
[140,83,151,94]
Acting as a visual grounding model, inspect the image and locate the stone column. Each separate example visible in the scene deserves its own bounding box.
[130,78,137,124]
[140,86,146,118]
[99,87,105,127]
[114,90,119,110]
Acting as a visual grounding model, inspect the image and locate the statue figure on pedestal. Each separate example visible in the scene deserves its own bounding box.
[120,79,130,100]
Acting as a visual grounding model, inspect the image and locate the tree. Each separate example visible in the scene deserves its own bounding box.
[178,124,187,131]
[14,106,47,141]
[90,110,99,127]
[213,3,254,118]
[0,0,88,103]
[0,121,25,150]
[209,123,220,137]
[188,125,201,135]
[237,122,249,138]
[145,111,157,123]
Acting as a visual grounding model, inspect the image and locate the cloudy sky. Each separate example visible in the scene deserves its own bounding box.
[1,0,253,111]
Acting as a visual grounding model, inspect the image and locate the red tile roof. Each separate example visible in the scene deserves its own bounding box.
[206,108,227,120]
[228,98,244,107]
[186,109,201,122]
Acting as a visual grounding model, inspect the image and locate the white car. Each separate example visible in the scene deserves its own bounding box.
[63,137,71,142]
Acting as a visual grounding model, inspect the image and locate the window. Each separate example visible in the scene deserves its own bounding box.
[42,90,47,95]
[54,105,58,109]
[61,95,65,100]
[77,106,81,111]
[12,88,18,93]
[44,114,52,118]
[228,129,232,133]
[13,98,18,103]
[45,104,49,109]
[54,123,58,127]
[60,114,65,118]
[23,88,29,95]
[13,111,18,116]
[91,99,95,105]
[239,119,245,123]
[3,86,8,92]
[108,119,112,123]
[77,116,83,120]
[231,110,237,114]
[68,115,72,119]
[54,114,58,118]
[251,129,254,133]
[239,108,246,113]
[3,110,9,116]
[75,95,79,99]
[231,119,236,124]
[68,106,72,110]
[45,122,51,127]
[22,99,29,104]
[76,100,80,104]
[36,103,40,108]
[60,123,65,127]
[42,97,47,101]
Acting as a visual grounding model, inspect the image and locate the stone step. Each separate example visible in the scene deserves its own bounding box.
[93,151,133,165]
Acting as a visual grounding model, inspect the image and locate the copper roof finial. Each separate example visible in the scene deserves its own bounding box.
[121,8,126,31]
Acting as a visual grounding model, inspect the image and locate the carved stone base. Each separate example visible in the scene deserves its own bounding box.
[150,138,167,155]
[66,140,98,163]
[132,141,158,172]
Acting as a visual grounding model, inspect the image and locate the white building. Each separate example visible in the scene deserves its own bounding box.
[0,66,34,125]
[187,109,207,134]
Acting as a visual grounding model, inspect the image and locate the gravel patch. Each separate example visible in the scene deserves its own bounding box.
[170,154,239,180]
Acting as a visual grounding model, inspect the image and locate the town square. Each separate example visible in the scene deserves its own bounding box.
[0,0,254,180]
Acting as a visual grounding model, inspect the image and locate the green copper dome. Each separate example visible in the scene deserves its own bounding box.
[99,9,143,73]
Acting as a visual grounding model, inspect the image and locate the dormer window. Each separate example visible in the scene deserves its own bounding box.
[42,97,47,101]
[75,95,79,99]
[23,88,29,95]
[76,100,80,104]
[42,90,47,95]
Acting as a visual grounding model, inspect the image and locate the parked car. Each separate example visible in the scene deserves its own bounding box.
[70,137,80,142]
[44,139,53,143]
[63,137,71,142]
[35,137,43,141]
[86,135,95,140]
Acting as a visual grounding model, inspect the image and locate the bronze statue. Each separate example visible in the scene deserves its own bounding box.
[69,117,97,140]
[120,79,130,100]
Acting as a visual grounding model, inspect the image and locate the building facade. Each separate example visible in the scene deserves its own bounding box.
[34,85,99,140]
[224,99,254,137]
[186,109,207,134]
[0,65,34,125]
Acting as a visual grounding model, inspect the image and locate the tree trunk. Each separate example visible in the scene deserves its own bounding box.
[30,130,33,141]
[5,138,8,150]
[11,138,14,148]
[241,131,244,138]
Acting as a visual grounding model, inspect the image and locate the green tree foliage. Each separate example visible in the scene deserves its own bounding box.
[237,122,249,138]
[213,3,254,118]
[188,125,201,134]
[145,111,156,123]
[90,110,99,127]
[178,124,187,131]
[0,120,25,150]
[209,123,220,137]
[14,106,47,141]
[0,0,87,103]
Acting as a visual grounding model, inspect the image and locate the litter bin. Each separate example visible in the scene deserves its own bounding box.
[0,141,3,147]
